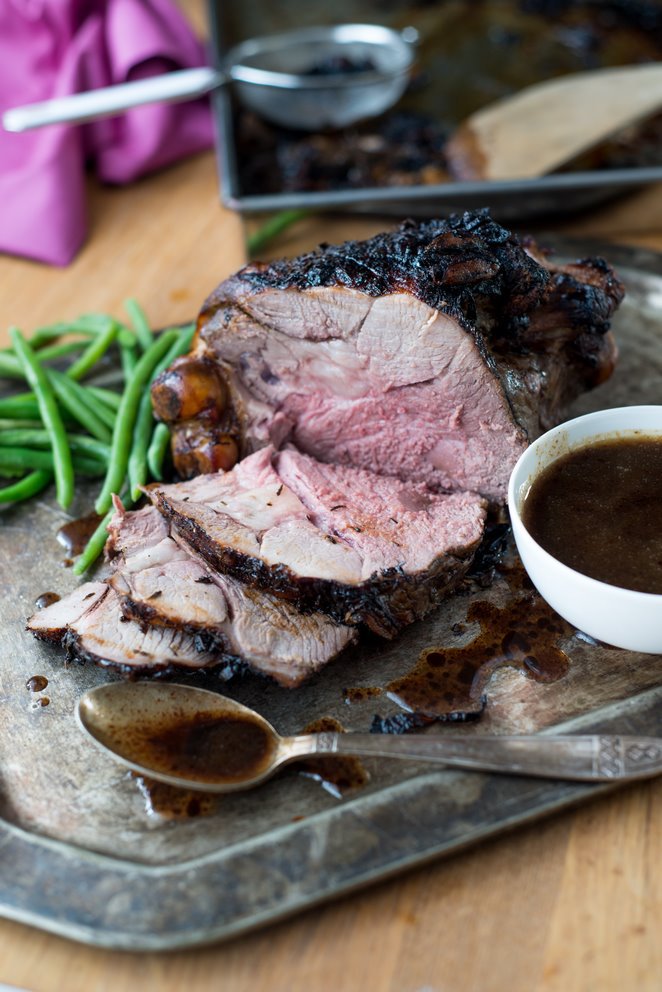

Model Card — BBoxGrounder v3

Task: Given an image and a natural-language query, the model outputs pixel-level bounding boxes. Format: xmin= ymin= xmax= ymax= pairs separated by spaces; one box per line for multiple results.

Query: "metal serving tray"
xmin=207 ymin=0 xmax=662 ymax=220
xmin=0 ymin=241 xmax=660 ymax=950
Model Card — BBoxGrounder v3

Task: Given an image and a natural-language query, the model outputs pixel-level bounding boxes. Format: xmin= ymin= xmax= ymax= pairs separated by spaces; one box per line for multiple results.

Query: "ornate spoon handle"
xmin=287 ymin=734 xmax=662 ymax=783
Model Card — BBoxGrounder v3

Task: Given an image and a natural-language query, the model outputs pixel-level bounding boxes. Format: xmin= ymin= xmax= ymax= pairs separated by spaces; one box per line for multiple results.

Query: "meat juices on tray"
xmin=28 ymin=211 xmax=625 ymax=685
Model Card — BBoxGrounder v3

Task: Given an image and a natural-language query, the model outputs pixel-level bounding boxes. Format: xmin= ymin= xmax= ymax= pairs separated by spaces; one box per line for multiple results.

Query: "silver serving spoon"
xmin=3 ymin=24 xmax=417 ymax=134
xmin=76 ymin=682 xmax=662 ymax=793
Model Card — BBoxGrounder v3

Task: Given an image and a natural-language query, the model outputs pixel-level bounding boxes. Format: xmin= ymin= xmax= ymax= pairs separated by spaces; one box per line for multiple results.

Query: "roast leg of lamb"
xmin=154 ymin=210 xmax=622 ymax=503
xmin=28 ymin=211 xmax=624 ymax=686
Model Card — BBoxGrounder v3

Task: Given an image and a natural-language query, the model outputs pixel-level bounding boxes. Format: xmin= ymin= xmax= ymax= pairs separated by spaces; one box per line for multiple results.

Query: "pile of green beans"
xmin=0 ymin=301 xmax=195 ymax=574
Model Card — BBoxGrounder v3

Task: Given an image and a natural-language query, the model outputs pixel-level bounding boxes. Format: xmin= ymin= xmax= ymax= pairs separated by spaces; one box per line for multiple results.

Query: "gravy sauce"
xmin=522 ymin=435 xmax=662 ymax=593
xmin=99 ymin=710 xmax=275 ymax=785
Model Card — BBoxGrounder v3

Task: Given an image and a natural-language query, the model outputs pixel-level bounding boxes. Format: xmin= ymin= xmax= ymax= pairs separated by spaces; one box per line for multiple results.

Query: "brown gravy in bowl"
xmin=521 ymin=435 xmax=662 ymax=594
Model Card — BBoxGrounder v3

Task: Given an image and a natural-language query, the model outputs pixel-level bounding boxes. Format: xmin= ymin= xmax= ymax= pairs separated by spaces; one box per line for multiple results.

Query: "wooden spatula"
xmin=444 ymin=63 xmax=662 ymax=182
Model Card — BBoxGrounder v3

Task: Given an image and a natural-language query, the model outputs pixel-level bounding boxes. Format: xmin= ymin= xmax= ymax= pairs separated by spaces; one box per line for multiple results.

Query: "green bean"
xmin=0 ymin=447 xmax=57 ymax=471
xmin=0 ymin=393 xmax=73 ymax=429
xmin=66 ymin=435 xmax=110 ymax=461
xmin=247 ymin=209 xmax=308 ymax=256
xmin=0 ymin=352 xmax=29 ymax=380
xmin=73 ymin=457 xmax=107 ymax=477
xmin=10 ymin=314 xmax=124 ymax=355
xmin=9 ymin=328 xmax=74 ymax=509
xmin=0 ymin=380 xmax=111 ymax=438
xmin=60 ymin=374 xmax=117 ymax=427
xmin=72 ymin=508 xmax=112 ymax=574
xmin=0 ymin=328 xmax=68 ymax=352
xmin=33 ymin=314 xmax=112 ymax=339
xmin=0 ymin=418 xmax=42 ymax=430
xmin=124 ymin=298 xmax=153 ymax=352
xmin=48 ymin=373 xmax=113 ymax=442
xmin=66 ymin=322 xmax=118 ymax=381
xmin=127 ymin=392 xmax=155 ymax=500
xmin=87 ymin=386 xmax=121 ymax=411
xmin=0 ymin=340 xmax=91 ymax=379
xmin=94 ymin=330 xmax=179 ymax=514
xmin=0 ymin=447 xmax=105 ymax=476
xmin=167 ymin=322 xmax=196 ymax=354
xmin=120 ymin=341 xmax=138 ymax=379
xmin=0 ymin=395 xmax=41 ymax=419
xmin=117 ymin=325 xmax=139 ymax=349
xmin=0 ymin=429 xmax=110 ymax=461
xmin=30 ymin=339 xmax=88 ymax=363
xmin=27 ymin=327 xmax=87 ymax=350
xmin=147 ymin=422 xmax=170 ymax=481
xmin=0 ymin=469 xmax=51 ymax=504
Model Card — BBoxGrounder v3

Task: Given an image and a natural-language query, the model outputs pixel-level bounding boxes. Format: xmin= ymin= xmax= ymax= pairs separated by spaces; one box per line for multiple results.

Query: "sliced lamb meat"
xmin=106 ymin=500 xmax=357 ymax=687
xmin=27 ymin=582 xmax=108 ymax=644
xmin=27 ymin=583 xmax=221 ymax=677
xmin=147 ymin=446 xmax=487 ymax=637
xmin=156 ymin=210 xmax=622 ymax=502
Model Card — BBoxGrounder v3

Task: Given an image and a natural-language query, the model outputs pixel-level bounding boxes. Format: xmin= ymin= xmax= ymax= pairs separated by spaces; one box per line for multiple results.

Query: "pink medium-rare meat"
xmin=169 ymin=210 xmax=623 ymax=503
xmin=147 ymin=445 xmax=487 ymax=637
xmin=107 ymin=501 xmax=357 ymax=687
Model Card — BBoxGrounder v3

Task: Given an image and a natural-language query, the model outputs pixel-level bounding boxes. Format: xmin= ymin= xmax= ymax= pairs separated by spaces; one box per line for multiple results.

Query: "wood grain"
xmin=0 ymin=0 xmax=661 ymax=984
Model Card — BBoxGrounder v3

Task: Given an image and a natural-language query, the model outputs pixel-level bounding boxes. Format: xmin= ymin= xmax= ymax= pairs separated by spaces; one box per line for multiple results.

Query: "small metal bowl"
xmin=508 ymin=406 xmax=662 ymax=653
xmin=226 ymin=23 xmax=418 ymax=130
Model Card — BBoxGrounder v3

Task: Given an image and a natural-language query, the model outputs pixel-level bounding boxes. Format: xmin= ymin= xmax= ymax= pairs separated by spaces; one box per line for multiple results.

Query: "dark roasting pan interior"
xmin=207 ymin=0 xmax=662 ymax=220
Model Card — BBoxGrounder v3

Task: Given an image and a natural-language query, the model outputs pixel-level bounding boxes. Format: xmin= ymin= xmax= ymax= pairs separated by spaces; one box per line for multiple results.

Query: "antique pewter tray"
xmin=0 ymin=241 xmax=661 ymax=950
xmin=208 ymin=0 xmax=662 ymax=219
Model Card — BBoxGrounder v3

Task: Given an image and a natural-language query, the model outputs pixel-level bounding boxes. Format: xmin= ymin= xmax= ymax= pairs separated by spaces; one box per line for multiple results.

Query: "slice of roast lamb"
xmin=153 ymin=210 xmax=623 ymax=503
xmin=27 ymin=582 xmax=221 ymax=677
xmin=147 ymin=445 xmax=487 ymax=637
xmin=106 ymin=500 xmax=357 ymax=686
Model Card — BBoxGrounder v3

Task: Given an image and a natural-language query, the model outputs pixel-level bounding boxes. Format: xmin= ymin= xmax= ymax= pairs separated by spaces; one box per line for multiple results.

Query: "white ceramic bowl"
xmin=508 ymin=405 xmax=662 ymax=653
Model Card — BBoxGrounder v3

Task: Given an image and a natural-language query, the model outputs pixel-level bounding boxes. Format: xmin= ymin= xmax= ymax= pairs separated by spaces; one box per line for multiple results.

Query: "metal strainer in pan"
xmin=3 ymin=24 xmax=418 ymax=133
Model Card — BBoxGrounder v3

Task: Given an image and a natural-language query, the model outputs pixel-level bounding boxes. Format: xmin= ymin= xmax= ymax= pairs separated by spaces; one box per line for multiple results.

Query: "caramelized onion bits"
xmin=172 ymin=422 xmax=238 ymax=478
xmin=151 ymin=357 xmax=227 ymax=424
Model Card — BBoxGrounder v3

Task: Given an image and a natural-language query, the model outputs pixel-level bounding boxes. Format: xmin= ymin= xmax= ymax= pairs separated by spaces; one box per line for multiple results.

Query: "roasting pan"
xmin=0 ymin=240 xmax=660 ymax=950
xmin=207 ymin=0 xmax=662 ymax=220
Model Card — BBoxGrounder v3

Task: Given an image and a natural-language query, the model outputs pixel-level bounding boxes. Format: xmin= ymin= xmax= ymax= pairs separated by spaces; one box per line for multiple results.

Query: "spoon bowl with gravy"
xmin=76 ymin=681 xmax=662 ymax=791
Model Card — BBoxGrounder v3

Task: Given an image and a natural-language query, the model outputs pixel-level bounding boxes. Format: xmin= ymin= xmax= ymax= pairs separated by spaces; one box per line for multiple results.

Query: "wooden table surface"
xmin=1 ymin=17 xmax=661 ymax=990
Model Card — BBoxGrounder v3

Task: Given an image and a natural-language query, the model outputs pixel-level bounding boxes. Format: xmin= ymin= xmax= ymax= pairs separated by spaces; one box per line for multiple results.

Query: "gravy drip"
xmin=134 ymin=775 xmax=220 ymax=820
xmin=34 ymin=592 xmax=60 ymax=610
xmin=385 ymin=591 xmax=570 ymax=718
xmin=56 ymin=512 xmax=102 ymax=560
xmin=346 ymin=552 xmax=573 ymax=730
xmin=297 ymin=716 xmax=369 ymax=797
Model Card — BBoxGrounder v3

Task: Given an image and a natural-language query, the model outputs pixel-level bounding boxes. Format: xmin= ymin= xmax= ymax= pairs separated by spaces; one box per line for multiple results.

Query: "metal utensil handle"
xmin=2 ymin=66 xmax=223 ymax=133
xmin=300 ymin=734 xmax=662 ymax=783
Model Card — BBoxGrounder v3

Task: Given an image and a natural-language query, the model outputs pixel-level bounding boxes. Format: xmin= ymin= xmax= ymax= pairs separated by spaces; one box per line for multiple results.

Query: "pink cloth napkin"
xmin=0 ymin=0 xmax=214 ymax=266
